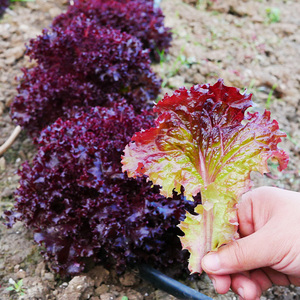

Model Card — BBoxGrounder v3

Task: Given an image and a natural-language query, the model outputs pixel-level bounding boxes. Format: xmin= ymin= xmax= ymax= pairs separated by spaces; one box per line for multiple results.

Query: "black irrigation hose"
xmin=139 ymin=265 xmax=213 ymax=300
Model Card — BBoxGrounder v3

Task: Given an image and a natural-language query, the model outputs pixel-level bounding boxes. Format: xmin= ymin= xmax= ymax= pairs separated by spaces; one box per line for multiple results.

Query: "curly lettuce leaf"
xmin=122 ymin=79 xmax=289 ymax=273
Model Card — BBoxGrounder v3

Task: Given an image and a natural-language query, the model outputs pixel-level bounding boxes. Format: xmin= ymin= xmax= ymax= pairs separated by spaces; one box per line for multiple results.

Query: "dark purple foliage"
xmin=10 ymin=16 xmax=161 ymax=138
xmin=6 ymin=103 xmax=197 ymax=275
xmin=52 ymin=0 xmax=172 ymax=59
xmin=0 ymin=0 xmax=9 ymax=17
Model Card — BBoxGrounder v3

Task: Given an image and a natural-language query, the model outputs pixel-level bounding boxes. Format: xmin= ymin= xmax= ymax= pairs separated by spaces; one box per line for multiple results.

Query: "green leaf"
xmin=17 ymin=279 xmax=23 ymax=286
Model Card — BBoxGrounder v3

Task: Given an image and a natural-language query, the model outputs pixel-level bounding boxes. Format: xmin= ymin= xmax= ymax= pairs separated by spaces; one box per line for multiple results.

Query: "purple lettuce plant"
xmin=10 ymin=16 xmax=161 ymax=138
xmin=52 ymin=0 xmax=172 ymax=59
xmin=6 ymin=103 xmax=199 ymax=275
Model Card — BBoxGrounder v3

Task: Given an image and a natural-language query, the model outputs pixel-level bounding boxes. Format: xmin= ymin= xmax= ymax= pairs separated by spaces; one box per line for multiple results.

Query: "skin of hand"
xmin=201 ymin=186 xmax=300 ymax=300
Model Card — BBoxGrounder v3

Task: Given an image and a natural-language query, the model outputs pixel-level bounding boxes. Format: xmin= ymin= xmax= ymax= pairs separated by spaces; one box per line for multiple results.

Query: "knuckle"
xmin=228 ymin=241 xmax=248 ymax=268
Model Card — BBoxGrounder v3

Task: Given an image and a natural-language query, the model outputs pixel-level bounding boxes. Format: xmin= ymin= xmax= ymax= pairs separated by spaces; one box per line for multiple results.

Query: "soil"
xmin=0 ymin=0 xmax=300 ymax=299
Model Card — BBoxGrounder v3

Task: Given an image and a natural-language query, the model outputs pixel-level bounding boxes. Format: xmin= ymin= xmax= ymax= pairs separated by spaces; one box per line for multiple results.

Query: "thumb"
xmin=201 ymin=224 xmax=277 ymax=275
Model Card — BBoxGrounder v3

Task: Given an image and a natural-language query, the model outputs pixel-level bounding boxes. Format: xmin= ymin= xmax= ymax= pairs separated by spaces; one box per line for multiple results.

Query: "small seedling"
xmin=170 ymin=49 xmax=192 ymax=76
xmin=266 ymin=83 xmax=278 ymax=108
xmin=266 ymin=7 xmax=280 ymax=24
xmin=156 ymin=49 xmax=167 ymax=65
xmin=6 ymin=278 xmax=26 ymax=296
xmin=242 ymin=79 xmax=256 ymax=94
xmin=196 ymin=0 xmax=214 ymax=10
xmin=121 ymin=297 xmax=129 ymax=300
xmin=160 ymin=46 xmax=196 ymax=88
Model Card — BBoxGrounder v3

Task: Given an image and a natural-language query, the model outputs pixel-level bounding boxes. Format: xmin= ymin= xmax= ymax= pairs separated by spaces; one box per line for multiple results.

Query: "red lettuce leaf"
xmin=122 ymin=79 xmax=289 ymax=273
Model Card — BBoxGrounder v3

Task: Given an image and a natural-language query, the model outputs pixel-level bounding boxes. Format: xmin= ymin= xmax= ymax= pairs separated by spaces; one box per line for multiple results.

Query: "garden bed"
xmin=1 ymin=0 xmax=300 ymax=299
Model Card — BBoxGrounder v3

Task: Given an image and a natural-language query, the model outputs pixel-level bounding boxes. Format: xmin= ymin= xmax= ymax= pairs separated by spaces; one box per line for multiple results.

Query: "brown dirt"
xmin=0 ymin=0 xmax=300 ymax=299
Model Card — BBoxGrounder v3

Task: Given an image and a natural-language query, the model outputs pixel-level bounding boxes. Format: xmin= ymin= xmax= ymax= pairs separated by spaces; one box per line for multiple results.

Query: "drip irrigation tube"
xmin=139 ymin=265 xmax=213 ymax=300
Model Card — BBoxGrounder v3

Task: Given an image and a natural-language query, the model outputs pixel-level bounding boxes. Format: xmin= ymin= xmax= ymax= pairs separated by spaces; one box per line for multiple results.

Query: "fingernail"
xmin=202 ymin=253 xmax=221 ymax=272
xmin=237 ymin=287 xmax=245 ymax=299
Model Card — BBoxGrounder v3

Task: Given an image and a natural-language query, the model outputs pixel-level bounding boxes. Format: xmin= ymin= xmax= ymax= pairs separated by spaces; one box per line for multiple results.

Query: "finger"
xmin=288 ymin=275 xmax=300 ymax=286
xmin=262 ymin=267 xmax=290 ymax=286
xmin=237 ymin=187 xmax=279 ymax=237
xmin=231 ymin=273 xmax=261 ymax=300
xmin=202 ymin=223 xmax=280 ymax=275
xmin=248 ymin=269 xmax=272 ymax=292
xmin=208 ymin=274 xmax=231 ymax=294
xmin=237 ymin=191 xmax=255 ymax=237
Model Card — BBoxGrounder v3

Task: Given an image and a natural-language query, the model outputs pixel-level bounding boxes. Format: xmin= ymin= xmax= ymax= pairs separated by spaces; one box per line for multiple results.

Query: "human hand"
xmin=201 ymin=186 xmax=300 ymax=300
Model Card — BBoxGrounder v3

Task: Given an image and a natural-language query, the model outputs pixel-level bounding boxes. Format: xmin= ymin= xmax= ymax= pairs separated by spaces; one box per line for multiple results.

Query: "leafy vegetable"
xmin=10 ymin=16 xmax=160 ymax=138
xmin=122 ymin=79 xmax=289 ymax=273
xmin=52 ymin=0 xmax=172 ymax=60
xmin=6 ymin=103 xmax=197 ymax=275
